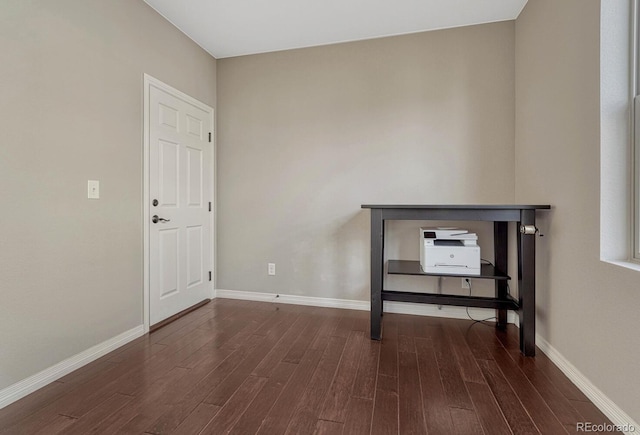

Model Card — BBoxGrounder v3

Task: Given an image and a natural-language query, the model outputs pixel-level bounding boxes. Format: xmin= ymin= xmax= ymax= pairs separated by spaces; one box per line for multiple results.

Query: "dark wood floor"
xmin=0 ymin=299 xmax=615 ymax=434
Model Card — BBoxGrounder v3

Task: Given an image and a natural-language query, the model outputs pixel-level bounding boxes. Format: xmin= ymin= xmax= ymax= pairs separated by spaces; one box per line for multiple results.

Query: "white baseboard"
xmin=214 ymin=289 xmax=518 ymax=323
xmin=0 ymin=325 xmax=144 ymax=410
xmin=535 ymin=335 xmax=639 ymax=435
xmin=215 ymin=289 xmax=369 ymax=311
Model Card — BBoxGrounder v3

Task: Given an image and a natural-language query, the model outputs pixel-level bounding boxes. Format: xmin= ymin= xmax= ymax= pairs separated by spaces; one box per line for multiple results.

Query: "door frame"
xmin=142 ymin=74 xmax=215 ymax=333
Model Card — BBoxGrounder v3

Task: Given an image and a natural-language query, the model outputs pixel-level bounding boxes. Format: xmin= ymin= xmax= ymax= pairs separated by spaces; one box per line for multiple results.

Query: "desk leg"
xmin=494 ymin=221 xmax=508 ymax=329
xmin=518 ymin=210 xmax=536 ymax=356
xmin=370 ymin=209 xmax=384 ymax=340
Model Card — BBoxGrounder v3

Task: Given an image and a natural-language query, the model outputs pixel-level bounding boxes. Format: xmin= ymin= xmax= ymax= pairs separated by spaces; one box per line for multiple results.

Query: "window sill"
xmin=601 ymin=259 xmax=640 ymax=273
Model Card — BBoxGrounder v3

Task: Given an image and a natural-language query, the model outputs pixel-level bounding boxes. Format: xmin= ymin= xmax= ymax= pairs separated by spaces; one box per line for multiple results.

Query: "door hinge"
xmin=209 ymin=271 xmax=212 ymax=281
xmin=208 ymin=132 xmax=212 ymax=142
xmin=209 ymin=202 xmax=212 ymax=212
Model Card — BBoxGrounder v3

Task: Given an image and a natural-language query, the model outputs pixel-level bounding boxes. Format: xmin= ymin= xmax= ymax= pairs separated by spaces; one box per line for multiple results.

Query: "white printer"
xmin=420 ymin=227 xmax=481 ymax=275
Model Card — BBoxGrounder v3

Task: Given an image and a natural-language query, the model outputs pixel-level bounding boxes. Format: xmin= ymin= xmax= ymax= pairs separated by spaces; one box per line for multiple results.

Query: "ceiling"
xmin=143 ymin=0 xmax=528 ymax=59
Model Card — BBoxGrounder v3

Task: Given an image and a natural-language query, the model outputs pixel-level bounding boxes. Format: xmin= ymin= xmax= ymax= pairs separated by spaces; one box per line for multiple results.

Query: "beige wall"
xmin=0 ymin=0 xmax=216 ymax=390
xmin=217 ymin=22 xmax=516 ymax=301
xmin=516 ymin=0 xmax=640 ymax=422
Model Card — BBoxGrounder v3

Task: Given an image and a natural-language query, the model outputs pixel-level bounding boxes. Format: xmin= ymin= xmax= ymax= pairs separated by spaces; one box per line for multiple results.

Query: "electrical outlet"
xmin=462 ymin=278 xmax=471 ymax=289
xmin=87 ymin=180 xmax=100 ymax=199
xmin=268 ymin=263 xmax=276 ymax=276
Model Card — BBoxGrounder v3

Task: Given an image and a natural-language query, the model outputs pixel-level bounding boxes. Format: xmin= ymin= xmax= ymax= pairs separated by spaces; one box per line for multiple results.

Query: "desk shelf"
xmin=387 ymin=259 xmax=510 ymax=281
xmin=381 ymin=290 xmax=519 ymax=310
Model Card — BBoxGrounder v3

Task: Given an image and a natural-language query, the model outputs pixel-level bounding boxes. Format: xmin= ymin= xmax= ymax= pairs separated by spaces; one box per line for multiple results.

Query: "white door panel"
xmin=159 ymin=228 xmax=179 ymax=298
xmin=149 ymin=82 xmax=213 ymax=325
xmin=186 ymin=146 xmax=203 ymax=207
xmin=186 ymin=225 xmax=203 ymax=288
xmin=158 ymin=140 xmax=179 ymax=207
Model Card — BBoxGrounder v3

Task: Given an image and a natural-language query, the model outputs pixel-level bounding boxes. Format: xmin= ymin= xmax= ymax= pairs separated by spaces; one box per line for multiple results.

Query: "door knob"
xmin=152 ymin=215 xmax=171 ymax=224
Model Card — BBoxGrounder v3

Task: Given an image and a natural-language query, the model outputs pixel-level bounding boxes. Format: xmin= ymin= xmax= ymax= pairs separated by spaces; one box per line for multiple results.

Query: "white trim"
xmin=210 ymin=108 xmax=216 ymax=299
xmin=0 ymin=325 xmax=144 ymax=410
xmin=214 ymin=289 xmax=518 ymax=323
xmin=215 ymin=289 xmax=368 ymax=311
xmin=143 ymin=75 xmax=150 ymax=333
xmin=632 ymin=0 xmax=640 ymax=261
xmin=536 ymin=334 xmax=639 ymax=435
xmin=143 ymin=74 xmax=216 ymax=333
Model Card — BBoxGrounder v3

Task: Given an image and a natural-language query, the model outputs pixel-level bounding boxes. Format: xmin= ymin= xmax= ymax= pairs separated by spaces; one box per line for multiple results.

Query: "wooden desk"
xmin=361 ymin=204 xmax=550 ymax=356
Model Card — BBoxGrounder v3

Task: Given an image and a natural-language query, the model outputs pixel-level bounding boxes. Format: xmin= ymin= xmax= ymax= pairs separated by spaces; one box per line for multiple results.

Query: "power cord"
xmin=464 ymin=278 xmax=497 ymax=325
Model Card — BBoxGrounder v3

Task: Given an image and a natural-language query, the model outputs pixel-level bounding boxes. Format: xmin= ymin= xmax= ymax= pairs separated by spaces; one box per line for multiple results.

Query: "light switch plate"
xmin=88 ymin=180 xmax=100 ymax=199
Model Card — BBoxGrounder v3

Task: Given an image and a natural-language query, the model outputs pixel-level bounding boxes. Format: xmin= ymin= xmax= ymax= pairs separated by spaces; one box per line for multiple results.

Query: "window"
xmin=600 ymin=0 xmax=639 ymax=268
xmin=633 ymin=0 xmax=640 ymax=260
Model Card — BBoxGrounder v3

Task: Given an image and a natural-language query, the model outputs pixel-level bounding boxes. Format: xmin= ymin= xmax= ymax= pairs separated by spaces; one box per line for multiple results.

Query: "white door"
xmin=148 ymin=79 xmax=213 ymax=325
